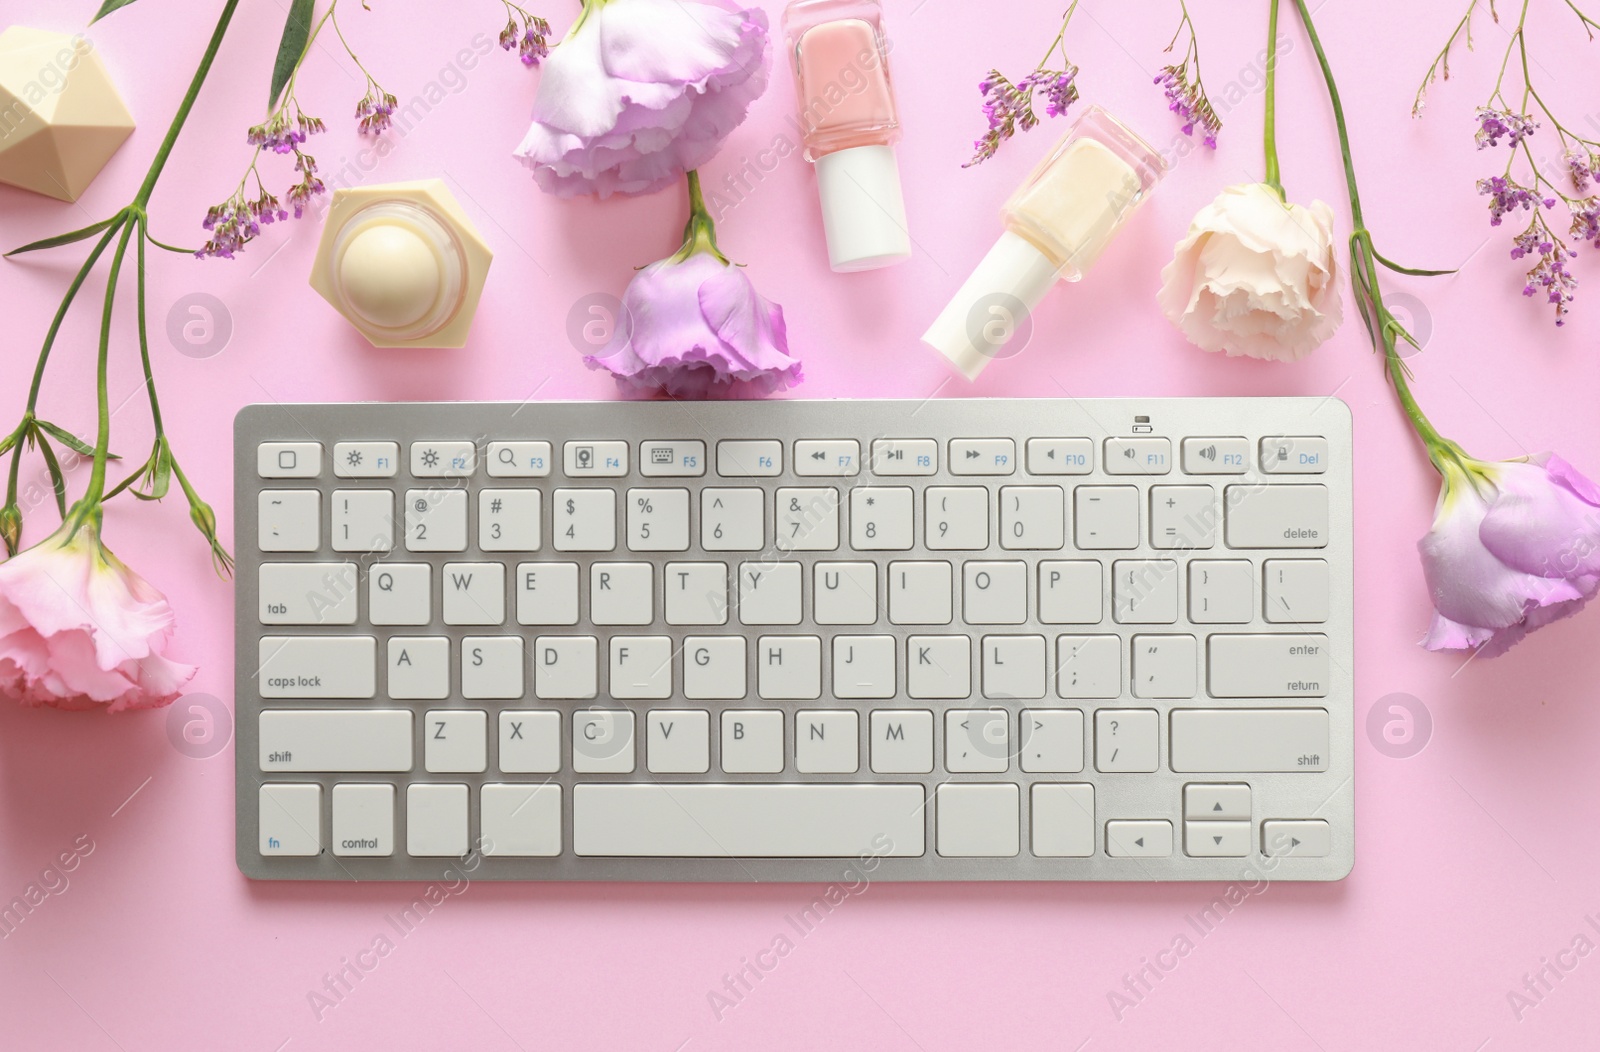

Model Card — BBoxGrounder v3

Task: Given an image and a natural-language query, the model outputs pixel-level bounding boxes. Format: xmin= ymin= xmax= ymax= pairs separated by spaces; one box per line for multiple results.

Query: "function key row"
xmin=258 ymin=436 xmax=1332 ymax=481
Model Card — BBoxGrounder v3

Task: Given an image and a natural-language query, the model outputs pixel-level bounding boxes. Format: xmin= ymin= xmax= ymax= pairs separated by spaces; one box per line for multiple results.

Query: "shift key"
xmin=258 ymin=636 xmax=376 ymax=698
xmin=1209 ymin=634 xmax=1329 ymax=697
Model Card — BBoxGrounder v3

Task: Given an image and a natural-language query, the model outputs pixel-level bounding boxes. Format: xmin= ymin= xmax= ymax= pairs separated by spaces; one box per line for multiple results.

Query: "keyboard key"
xmin=258 ymin=709 xmax=411 ymax=771
xmin=1020 ymin=710 xmax=1084 ymax=773
xmin=332 ymin=783 xmax=394 ymax=856
xmin=1260 ymin=436 xmax=1329 ymax=474
xmin=535 ymin=636 xmax=599 ymax=699
xmin=889 ymin=560 xmax=953 ymax=625
xmin=665 ymin=562 xmax=729 ymax=625
xmin=1169 ymin=708 xmax=1329 ymax=772
xmin=258 ymin=636 xmax=376 ymax=699
xmin=405 ymin=489 xmax=468 ymax=552
xmin=387 ymin=637 xmax=449 ymax=699
xmin=702 ymin=488 xmax=765 ymax=550
xmin=1185 ymin=820 xmax=1251 ymax=857
xmin=1112 ymin=559 xmax=1179 ymax=624
xmin=776 ymin=487 xmax=840 ymax=550
xmin=1056 ymin=635 xmax=1121 ymax=699
xmin=1181 ymin=437 xmax=1248 ymax=474
xmin=1185 ymin=783 xmax=1251 ymax=820
xmin=684 ymin=637 xmax=746 ymax=699
xmin=1030 ymin=783 xmax=1094 ymax=856
xmin=1038 ymin=561 xmax=1102 ymax=624
xmin=834 ymin=635 xmax=896 ymax=698
xmin=1000 ymin=486 xmax=1065 ymax=550
xmin=564 ymin=440 xmax=628 ymax=477
xmin=963 ymin=561 xmax=1027 ymax=624
xmin=258 ymin=490 xmax=320 ymax=552
xmin=370 ymin=565 xmax=430 ymax=626
xmin=1262 ymin=819 xmax=1331 ymax=857
xmin=627 ymin=488 xmax=690 ymax=551
xmin=869 ymin=709 xmax=933 ymax=773
xmin=407 ymin=784 xmax=468 ymax=856
xmin=553 ymin=489 xmax=616 ymax=551
xmin=639 ymin=440 xmax=706 ymax=477
xmin=794 ymin=710 xmax=859 ymax=772
xmin=411 ymin=441 xmax=475 ymax=477
xmin=949 ymin=438 xmax=1015 ymax=475
xmin=486 ymin=440 xmax=552 ymax=477
xmin=1106 ymin=820 xmax=1172 ymax=857
xmin=499 ymin=710 xmax=560 ymax=773
xmin=936 ymin=784 xmax=1019 ymax=857
xmin=259 ymin=563 xmax=358 ymax=625
xmin=572 ymin=710 xmax=636 ymax=773
xmin=925 ymin=487 xmax=988 ymax=549
xmin=461 ymin=637 xmax=524 ymax=699
xmin=1131 ymin=634 xmax=1196 ymax=698
xmin=758 ymin=636 xmax=822 ymax=699
xmin=610 ymin=636 xmax=673 ymax=699
xmin=258 ymin=442 xmax=322 ymax=479
xmin=739 ymin=562 xmax=802 ymax=625
xmin=717 ymin=439 xmax=782 ymax=477
xmin=571 ymin=784 xmax=924 ymax=857
xmin=1224 ymin=484 xmax=1329 ymax=549
xmin=1149 ymin=485 xmax=1216 ymax=549
xmin=259 ymin=784 xmax=321 ymax=855
xmin=332 ymin=490 xmax=395 ymax=552
xmin=945 ymin=709 xmax=1010 ymax=773
xmin=443 ymin=563 xmax=505 ymax=625
xmin=334 ymin=441 xmax=399 ymax=478
xmin=1188 ymin=559 xmax=1254 ymax=624
xmin=424 ymin=710 xmax=488 ymax=773
xmin=479 ymin=490 xmax=541 ymax=552
xmin=646 ymin=710 xmax=710 ymax=773
xmin=1095 ymin=709 xmax=1159 ymax=772
xmin=516 ymin=562 xmax=580 ymax=625
xmin=981 ymin=635 xmax=1047 ymax=699
xmin=907 ymin=636 xmax=971 ymax=698
xmin=795 ymin=439 xmax=860 ymax=476
xmin=871 ymin=438 xmax=936 ymax=475
xmin=1264 ymin=559 xmax=1330 ymax=623
xmin=720 ymin=710 xmax=783 ymax=773
xmin=481 ymin=784 xmax=562 ymax=856
xmin=1104 ymin=437 xmax=1171 ymax=475
xmin=1074 ymin=486 xmax=1139 ymax=549
xmin=590 ymin=562 xmax=653 ymax=625
xmin=1026 ymin=437 xmax=1093 ymax=475
xmin=850 ymin=487 xmax=914 ymax=550
xmin=814 ymin=562 xmax=878 ymax=625
xmin=1207 ymin=633 xmax=1330 ymax=697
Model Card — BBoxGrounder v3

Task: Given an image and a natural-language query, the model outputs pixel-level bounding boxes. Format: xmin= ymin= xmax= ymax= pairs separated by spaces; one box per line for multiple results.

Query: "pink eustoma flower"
xmin=515 ymin=0 xmax=771 ymax=198
xmin=1419 ymin=453 xmax=1600 ymax=656
xmin=0 ymin=523 xmax=195 ymax=712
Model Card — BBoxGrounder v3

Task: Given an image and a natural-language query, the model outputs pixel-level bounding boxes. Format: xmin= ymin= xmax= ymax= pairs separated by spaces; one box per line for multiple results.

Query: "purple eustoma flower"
xmin=1419 ymin=453 xmax=1600 ymax=656
xmin=515 ymin=0 xmax=770 ymax=198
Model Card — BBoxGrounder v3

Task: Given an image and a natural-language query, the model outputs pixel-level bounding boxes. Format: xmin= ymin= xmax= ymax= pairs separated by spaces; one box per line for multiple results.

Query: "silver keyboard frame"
xmin=235 ymin=397 xmax=1354 ymax=882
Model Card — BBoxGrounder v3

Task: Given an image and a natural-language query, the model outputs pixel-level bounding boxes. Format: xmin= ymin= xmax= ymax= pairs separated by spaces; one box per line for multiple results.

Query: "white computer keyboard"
xmin=235 ymin=398 xmax=1353 ymax=882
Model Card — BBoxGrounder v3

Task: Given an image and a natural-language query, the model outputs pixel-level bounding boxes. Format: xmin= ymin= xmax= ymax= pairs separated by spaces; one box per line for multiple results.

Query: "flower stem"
xmin=1263 ymin=0 xmax=1286 ymax=200
xmin=134 ymin=0 xmax=242 ymax=209
xmin=78 ymin=222 xmax=136 ymax=520
xmin=674 ymin=170 xmax=728 ymax=264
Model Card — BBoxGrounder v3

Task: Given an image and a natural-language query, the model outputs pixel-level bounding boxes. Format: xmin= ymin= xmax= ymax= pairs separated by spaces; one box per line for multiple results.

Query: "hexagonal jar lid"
xmin=309 ymin=179 xmax=494 ymax=349
xmin=0 ymin=27 xmax=135 ymax=202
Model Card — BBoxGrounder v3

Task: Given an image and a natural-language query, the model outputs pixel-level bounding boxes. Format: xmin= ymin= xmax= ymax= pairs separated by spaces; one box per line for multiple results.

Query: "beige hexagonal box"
xmin=310 ymin=179 xmax=493 ymax=349
xmin=0 ymin=27 xmax=135 ymax=201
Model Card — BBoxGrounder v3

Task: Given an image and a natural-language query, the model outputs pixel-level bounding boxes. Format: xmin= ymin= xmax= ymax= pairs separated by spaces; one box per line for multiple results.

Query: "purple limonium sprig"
xmin=1417 ymin=0 xmax=1600 ymax=323
xmin=355 ymin=87 xmax=399 ymax=137
xmin=498 ymin=1 xmax=552 ymax=66
xmin=1156 ymin=0 xmax=1221 ymax=147
xmin=964 ymin=1 xmax=1080 ymax=167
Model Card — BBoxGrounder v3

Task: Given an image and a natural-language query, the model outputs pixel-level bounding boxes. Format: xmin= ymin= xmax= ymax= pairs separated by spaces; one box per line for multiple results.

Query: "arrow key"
xmin=1106 ymin=820 xmax=1172 ymax=858
xmin=1262 ymin=819 xmax=1331 ymax=858
xmin=1184 ymin=820 xmax=1251 ymax=857
xmin=1183 ymin=783 xmax=1251 ymax=821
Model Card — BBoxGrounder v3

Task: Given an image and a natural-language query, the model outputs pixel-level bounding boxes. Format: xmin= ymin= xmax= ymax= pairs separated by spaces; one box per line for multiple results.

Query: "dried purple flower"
xmin=500 ymin=6 xmax=552 ymax=67
xmin=1567 ymin=150 xmax=1596 ymax=194
xmin=1156 ymin=3 xmax=1220 ymax=148
xmin=964 ymin=1 xmax=1081 ymax=167
xmin=1477 ymin=174 xmax=1552 ymax=226
xmin=1474 ymin=107 xmax=1538 ymax=150
xmin=1572 ymin=199 xmax=1600 ymax=251
xmin=356 ymin=90 xmax=399 ymax=137
xmin=1511 ymin=218 xmax=1578 ymax=324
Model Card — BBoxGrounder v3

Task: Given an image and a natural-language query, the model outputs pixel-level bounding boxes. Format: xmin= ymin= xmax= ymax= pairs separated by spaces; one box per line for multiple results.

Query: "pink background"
xmin=3 ymin=0 xmax=1599 ymax=1047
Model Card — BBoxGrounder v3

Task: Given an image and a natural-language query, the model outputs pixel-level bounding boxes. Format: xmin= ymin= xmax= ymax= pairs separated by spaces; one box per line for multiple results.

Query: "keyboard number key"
xmin=479 ymin=490 xmax=541 ymax=552
xmin=850 ymin=487 xmax=913 ymax=550
xmin=627 ymin=488 xmax=690 ymax=552
xmin=405 ymin=489 xmax=467 ymax=552
xmin=554 ymin=489 xmax=616 ymax=552
xmin=776 ymin=488 xmax=840 ymax=551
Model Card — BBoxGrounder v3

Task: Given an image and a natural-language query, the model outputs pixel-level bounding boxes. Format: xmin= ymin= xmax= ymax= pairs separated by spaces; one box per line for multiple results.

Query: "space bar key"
xmin=573 ymin=784 xmax=926 ymax=858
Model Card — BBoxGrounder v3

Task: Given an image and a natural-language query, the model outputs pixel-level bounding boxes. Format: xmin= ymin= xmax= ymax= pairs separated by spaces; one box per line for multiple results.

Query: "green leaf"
xmin=144 ymin=232 xmax=198 ymax=255
xmin=35 ymin=420 xmax=115 ymax=460
xmin=5 ymin=216 xmax=120 ymax=257
xmin=36 ymin=437 xmax=67 ymax=518
xmin=269 ymin=0 xmax=317 ymax=109
xmin=1374 ymin=249 xmax=1456 ymax=277
xmin=90 ymin=0 xmax=140 ymax=24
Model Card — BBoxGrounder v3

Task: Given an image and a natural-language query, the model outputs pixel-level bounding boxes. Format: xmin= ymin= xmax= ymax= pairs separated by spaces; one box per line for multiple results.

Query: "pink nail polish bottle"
xmin=783 ymin=0 xmax=911 ymax=272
